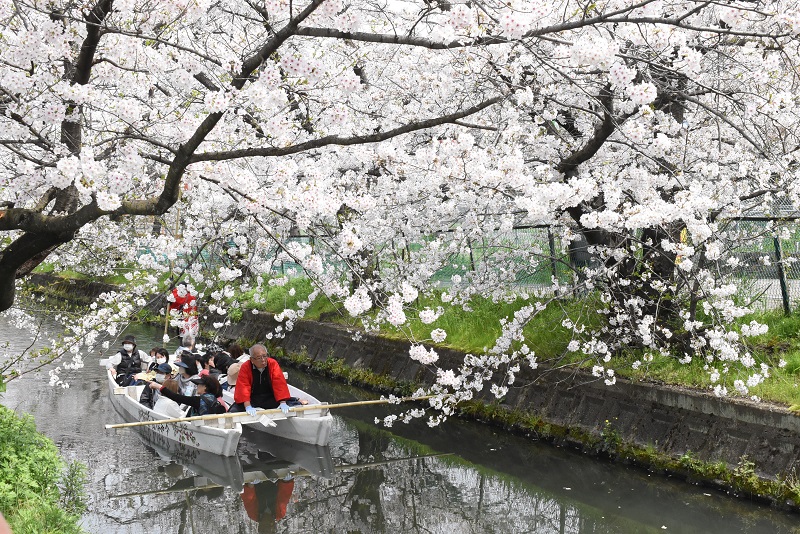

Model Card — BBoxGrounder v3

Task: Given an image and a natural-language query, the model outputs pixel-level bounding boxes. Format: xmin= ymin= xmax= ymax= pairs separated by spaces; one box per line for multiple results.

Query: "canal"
xmin=1 ymin=315 xmax=798 ymax=533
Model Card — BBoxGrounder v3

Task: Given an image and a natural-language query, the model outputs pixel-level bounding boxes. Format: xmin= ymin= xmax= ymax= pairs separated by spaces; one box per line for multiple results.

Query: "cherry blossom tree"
xmin=2 ymin=0 xmax=800 ymax=409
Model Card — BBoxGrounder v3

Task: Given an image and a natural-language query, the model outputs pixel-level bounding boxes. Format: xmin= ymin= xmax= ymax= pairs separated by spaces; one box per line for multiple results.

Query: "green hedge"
xmin=0 ymin=405 xmax=86 ymax=533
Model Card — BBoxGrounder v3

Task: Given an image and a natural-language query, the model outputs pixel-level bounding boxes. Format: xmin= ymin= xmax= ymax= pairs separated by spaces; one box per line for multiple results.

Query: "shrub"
xmin=0 ymin=406 xmax=86 ymax=533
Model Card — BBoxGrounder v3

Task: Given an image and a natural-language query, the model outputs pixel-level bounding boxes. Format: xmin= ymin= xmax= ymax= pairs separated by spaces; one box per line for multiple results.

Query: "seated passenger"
xmin=204 ymin=347 xmax=229 ymax=379
xmin=176 ymin=333 xmax=196 ymax=357
xmin=196 ymin=351 xmax=210 ymax=373
xmin=230 ymin=344 xmax=291 ymax=416
xmin=174 ymin=354 xmax=199 ymax=396
xmin=152 ymin=378 xmax=185 ymax=418
xmin=139 ymin=363 xmax=173 ymax=409
xmin=222 ymin=362 xmax=240 ymax=393
xmin=211 ymin=351 xmax=235 ymax=376
xmin=227 ymin=343 xmax=245 ymax=363
xmin=147 ymin=348 xmax=170 ymax=372
xmin=147 ymin=347 xmax=159 ymax=367
xmin=149 ymin=375 xmax=227 ymax=417
xmin=106 ymin=334 xmax=149 ymax=386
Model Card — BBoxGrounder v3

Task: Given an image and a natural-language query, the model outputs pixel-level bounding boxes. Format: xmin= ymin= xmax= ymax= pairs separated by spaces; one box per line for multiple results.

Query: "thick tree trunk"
xmin=638 ymin=224 xmax=680 ymax=318
xmin=0 ymin=231 xmax=74 ymax=311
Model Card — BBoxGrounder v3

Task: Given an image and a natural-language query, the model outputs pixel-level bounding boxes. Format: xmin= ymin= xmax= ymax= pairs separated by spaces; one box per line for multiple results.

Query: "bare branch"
xmin=191 ymin=96 xmax=503 ymax=162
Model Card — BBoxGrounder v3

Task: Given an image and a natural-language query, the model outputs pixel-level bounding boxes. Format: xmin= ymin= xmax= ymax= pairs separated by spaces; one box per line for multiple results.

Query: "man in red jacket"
xmin=231 ymin=344 xmax=291 ymax=415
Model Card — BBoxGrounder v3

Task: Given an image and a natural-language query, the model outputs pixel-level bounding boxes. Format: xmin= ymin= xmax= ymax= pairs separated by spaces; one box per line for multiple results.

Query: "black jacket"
xmin=159 ymin=388 xmax=226 ymax=417
xmin=116 ymin=348 xmax=142 ymax=376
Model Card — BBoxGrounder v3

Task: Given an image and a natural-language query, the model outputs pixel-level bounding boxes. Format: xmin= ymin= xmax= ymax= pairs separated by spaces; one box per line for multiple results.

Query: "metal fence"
xmin=725 ymin=219 xmax=800 ymax=312
xmin=398 ymin=221 xmax=800 ymax=312
xmin=144 ymin=215 xmax=800 ymax=313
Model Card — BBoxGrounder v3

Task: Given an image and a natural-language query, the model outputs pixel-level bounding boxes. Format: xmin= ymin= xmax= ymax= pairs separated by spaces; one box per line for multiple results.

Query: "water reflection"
xmin=105 ymin=431 xmax=334 ymax=533
xmin=1 ymin=316 xmax=799 ymax=533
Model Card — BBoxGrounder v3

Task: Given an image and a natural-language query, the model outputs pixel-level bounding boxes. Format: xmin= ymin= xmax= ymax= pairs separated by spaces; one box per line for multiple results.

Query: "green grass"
xmin=244 ymin=281 xmax=599 ymax=360
xmin=33 ymin=261 xmax=164 ymax=286
xmin=252 ymin=279 xmax=800 ymax=406
xmin=585 ymin=308 xmax=800 ymax=405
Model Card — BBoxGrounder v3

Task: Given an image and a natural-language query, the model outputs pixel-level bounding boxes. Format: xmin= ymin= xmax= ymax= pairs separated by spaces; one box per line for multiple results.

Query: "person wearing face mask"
xmin=139 ymin=362 xmax=173 ymax=409
xmin=106 ymin=335 xmax=150 ymax=386
xmin=173 ymin=354 xmax=200 ymax=396
xmin=147 ymin=348 xmax=171 ymax=372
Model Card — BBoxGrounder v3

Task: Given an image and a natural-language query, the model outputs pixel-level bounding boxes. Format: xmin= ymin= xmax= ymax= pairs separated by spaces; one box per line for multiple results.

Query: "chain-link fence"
xmin=142 ymin=214 xmax=800 ymax=313
xmin=725 ymin=219 xmax=800 ymax=312
xmin=414 ymin=221 xmax=800 ymax=312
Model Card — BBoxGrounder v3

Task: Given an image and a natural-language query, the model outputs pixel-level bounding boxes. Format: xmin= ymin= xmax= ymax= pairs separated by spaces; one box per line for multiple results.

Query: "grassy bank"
xmin=0 ymin=405 xmax=87 ymax=534
xmin=231 ymin=277 xmax=800 ymax=407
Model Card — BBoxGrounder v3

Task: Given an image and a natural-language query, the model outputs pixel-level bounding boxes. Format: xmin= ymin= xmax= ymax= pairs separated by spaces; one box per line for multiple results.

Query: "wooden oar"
xmin=104 ymin=395 xmax=436 ymax=430
xmin=286 ymin=452 xmax=453 ymax=479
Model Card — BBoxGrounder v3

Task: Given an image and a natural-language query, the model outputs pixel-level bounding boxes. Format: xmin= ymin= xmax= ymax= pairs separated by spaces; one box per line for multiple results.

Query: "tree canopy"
xmin=2 ymin=0 xmax=800 ymax=414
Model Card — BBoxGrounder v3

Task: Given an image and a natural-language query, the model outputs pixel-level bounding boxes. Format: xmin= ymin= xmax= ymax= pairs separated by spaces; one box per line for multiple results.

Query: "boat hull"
xmin=223 ymin=384 xmax=333 ymax=446
xmin=107 ymin=370 xmax=242 ymax=457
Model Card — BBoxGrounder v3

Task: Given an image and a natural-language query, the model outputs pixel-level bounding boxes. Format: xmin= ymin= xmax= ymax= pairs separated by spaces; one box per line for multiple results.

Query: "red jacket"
xmin=169 ymin=287 xmax=197 ymax=314
xmin=234 ymin=358 xmax=291 ymax=405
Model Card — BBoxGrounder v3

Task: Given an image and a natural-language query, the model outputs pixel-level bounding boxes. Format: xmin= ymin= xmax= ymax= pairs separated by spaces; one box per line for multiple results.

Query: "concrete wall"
xmin=219 ymin=314 xmax=800 ymax=479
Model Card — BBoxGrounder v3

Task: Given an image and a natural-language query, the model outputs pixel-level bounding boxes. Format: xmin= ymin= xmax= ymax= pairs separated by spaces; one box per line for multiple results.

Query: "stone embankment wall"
xmin=25 ymin=274 xmax=800 ymax=480
xmin=26 ymin=273 xmax=119 ymax=307
xmin=220 ymin=314 xmax=800 ymax=480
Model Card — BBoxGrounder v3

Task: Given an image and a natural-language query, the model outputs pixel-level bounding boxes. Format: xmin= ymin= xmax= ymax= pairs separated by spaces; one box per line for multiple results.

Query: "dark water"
xmin=1 ymin=315 xmax=799 ymax=533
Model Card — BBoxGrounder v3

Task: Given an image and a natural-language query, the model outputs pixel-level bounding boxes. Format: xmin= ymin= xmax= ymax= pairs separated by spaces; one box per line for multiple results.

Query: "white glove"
xmin=279 ymin=402 xmax=290 ymax=415
xmin=245 ymin=406 xmax=258 ymax=416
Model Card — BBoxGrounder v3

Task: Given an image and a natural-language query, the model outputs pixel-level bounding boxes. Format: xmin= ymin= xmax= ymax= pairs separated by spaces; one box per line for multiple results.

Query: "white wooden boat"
xmin=106 ymin=369 xmax=242 ymax=457
xmin=223 ymin=380 xmax=333 ymax=446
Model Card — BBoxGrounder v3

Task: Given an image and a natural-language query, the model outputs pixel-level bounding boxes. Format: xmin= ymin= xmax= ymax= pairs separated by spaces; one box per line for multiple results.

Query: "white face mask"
xmin=154 ymin=374 xmax=166 ymax=384
xmin=156 ymin=357 xmax=166 ymax=364
xmin=123 ymin=344 xmax=134 ymax=352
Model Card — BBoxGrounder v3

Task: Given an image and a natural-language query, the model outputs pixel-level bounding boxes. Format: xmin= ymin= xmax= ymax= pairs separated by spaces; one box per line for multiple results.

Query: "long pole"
xmin=105 ymin=395 xmax=435 ymax=430
xmin=774 ymin=236 xmax=791 ymax=315
xmin=163 ymin=303 xmax=171 ymax=342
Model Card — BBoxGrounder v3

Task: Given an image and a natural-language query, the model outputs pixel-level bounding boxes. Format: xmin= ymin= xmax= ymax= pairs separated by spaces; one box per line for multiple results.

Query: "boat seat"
xmin=215 ymin=417 xmax=228 ymax=429
xmin=128 ymin=385 xmax=145 ymax=399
